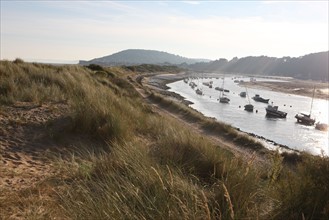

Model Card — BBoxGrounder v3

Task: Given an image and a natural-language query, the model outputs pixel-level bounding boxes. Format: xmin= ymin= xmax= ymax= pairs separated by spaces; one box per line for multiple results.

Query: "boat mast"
xmin=221 ymin=76 xmax=225 ymax=98
xmin=246 ymin=87 xmax=251 ymax=104
xmin=310 ymin=86 xmax=315 ymax=116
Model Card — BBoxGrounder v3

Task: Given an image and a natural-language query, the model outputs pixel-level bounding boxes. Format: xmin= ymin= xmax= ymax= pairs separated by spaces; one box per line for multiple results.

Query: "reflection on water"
xmin=168 ymin=76 xmax=329 ymax=156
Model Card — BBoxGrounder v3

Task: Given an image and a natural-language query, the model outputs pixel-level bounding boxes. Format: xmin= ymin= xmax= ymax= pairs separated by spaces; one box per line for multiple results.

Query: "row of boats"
xmin=184 ymin=77 xmax=328 ymax=131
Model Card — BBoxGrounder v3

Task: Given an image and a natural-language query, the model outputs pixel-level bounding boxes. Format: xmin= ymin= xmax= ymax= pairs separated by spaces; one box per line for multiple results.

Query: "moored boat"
xmin=239 ymin=91 xmax=246 ymax=97
xmin=266 ymin=105 xmax=287 ymax=118
xmin=189 ymin=82 xmax=197 ymax=89
xmin=252 ymin=94 xmax=269 ymax=103
xmin=244 ymin=87 xmax=254 ymax=111
xmin=196 ymin=88 xmax=203 ymax=95
xmin=244 ymin=104 xmax=254 ymax=112
xmin=220 ymin=97 xmax=230 ymax=103
xmin=219 ymin=76 xmax=230 ymax=104
xmin=295 ymin=113 xmax=315 ymax=125
xmin=296 ymin=86 xmax=316 ymax=126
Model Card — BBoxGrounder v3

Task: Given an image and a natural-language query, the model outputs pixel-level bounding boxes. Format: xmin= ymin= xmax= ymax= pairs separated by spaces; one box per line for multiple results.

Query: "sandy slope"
xmin=0 ymin=102 xmax=69 ymax=191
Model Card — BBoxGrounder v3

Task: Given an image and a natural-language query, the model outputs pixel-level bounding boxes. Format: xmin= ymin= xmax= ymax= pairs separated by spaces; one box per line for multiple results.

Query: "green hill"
xmin=79 ymin=49 xmax=210 ymax=66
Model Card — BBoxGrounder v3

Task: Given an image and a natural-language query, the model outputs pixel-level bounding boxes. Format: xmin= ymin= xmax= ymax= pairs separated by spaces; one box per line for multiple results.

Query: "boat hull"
xmin=253 ymin=97 xmax=269 ymax=103
xmin=244 ymin=104 xmax=254 ymax=112
xmin=295 ymin=114 xmax=315 ymax=126
xmin=220 ymin=97 xmax=230 ymax=103
xmin=266 ymin=110 xmax=287 ymax=118
xmin=265 ymin=105 xmax=287 ymax=118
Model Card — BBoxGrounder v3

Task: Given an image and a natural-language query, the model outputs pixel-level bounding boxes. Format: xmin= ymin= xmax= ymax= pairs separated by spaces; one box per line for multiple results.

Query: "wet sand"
xmin=240 ymin=79 xmax=329 ymax=100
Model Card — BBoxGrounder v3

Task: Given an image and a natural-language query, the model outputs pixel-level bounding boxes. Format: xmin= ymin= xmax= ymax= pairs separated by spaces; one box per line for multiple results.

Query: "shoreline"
xmin=144 ymin=72 xmax=328 ymax=155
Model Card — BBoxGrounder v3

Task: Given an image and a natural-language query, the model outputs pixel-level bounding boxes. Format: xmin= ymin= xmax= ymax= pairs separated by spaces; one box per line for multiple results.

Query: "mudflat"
xmin=239 ymin=79 xmax=328 ymax=100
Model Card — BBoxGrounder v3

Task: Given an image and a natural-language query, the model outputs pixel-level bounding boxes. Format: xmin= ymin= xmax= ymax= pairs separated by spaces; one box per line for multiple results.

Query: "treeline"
xmin=184 ymin=51 xmax=329 ymax=81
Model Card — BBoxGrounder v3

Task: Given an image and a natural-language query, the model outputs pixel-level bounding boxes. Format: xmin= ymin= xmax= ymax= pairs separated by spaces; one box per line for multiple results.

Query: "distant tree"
xmin=85 ymin=64 xmax=104 ymax=71
xmin=13 ymin=58 xmax=24 ymax=64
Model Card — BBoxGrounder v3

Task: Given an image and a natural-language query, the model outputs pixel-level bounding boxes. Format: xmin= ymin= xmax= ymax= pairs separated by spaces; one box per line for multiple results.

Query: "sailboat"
xmin=195 ymin=77 xmax=203 ymax=95
xmin=219 ymin=76 xmax=230 ymax=103
xmin=295 ymin=86 xmax=316 ymax=125
xmin=244 ymin=87 xmax=254 ymax=112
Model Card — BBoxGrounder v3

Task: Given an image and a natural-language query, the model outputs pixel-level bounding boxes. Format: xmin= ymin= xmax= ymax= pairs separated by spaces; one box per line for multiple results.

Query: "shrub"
xmin=85 ymin=64 xmax=104 ymax=71
xmin=13 ymin=58 xmax=24 ymax=64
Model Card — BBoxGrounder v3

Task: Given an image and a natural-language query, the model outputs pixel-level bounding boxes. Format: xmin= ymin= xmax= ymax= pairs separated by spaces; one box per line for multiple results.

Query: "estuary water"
xmin=167 ymin=76 xmax=329 ymax=156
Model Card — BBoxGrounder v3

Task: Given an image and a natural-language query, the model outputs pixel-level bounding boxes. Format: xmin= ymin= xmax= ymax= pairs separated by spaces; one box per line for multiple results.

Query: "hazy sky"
xmin=1 ymin=1 xmax=328 ymax=63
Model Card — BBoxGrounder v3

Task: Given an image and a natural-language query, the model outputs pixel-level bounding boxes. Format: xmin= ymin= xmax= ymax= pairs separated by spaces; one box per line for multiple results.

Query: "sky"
xmin=0 ymin=0 xmax=328 ymax=63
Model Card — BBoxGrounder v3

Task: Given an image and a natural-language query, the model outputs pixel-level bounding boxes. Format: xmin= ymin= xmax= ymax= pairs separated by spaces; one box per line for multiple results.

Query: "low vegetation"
xmin=123 ymin=64 xmax=182 ymax=73
xmin=0 ymin=59 xmax=328 ymax=219
xmin=148 ymin=92 xmax=266 ymax=152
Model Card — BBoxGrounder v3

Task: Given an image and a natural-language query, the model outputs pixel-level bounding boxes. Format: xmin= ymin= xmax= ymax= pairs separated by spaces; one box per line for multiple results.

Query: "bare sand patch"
xmin=0 ymin=102 xmax=69 ymax=191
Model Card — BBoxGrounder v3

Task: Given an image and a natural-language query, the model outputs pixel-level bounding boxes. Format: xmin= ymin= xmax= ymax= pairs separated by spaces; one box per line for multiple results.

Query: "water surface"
xmin=168 ymin=76 xmax=329 ymax=156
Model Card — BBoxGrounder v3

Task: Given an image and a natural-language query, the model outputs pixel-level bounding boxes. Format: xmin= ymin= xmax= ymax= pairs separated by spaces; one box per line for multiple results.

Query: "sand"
xmin=239 ymin=79 xmax=329 ymax=100
xmin=0 ymin=101 xmax=69 ymax=191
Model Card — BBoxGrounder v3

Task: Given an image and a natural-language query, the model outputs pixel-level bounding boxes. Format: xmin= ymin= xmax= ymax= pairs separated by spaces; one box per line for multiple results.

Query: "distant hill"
xmin=80 ymin=49 xmax=328 ymax=81
xmin=79 ymin=49 xmax=210 ymax=66
xmin=185 ymin=51 xmax=328 ymax=82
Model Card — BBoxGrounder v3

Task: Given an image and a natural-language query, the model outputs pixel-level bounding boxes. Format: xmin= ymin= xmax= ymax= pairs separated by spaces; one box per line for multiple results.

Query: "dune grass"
xmin=148 ymin=92 xmax=266 ymax=152
xmin=1 ymin=59 xmax=328 ymax=219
